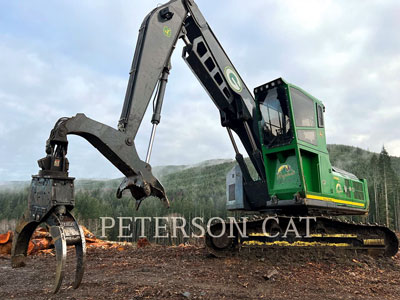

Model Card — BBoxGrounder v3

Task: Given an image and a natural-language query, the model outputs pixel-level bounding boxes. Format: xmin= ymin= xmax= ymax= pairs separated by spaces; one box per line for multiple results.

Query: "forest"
xmin=0 ymin=144 xmax=399 ymax=242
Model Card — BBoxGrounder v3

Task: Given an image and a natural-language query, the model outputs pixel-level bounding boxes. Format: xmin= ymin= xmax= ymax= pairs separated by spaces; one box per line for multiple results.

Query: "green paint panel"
xmin=319 ymin=155 xmax=333 ymax=195
xmin=264 ymin=150 xmax=301 ymax=199
xmin=300 ymin=149 xmax=320 ymax=193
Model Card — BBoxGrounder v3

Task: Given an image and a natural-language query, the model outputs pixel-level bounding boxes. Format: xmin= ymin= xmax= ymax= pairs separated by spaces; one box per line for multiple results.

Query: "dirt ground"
xmin=1 ymin=244 xmax=400 ymax=300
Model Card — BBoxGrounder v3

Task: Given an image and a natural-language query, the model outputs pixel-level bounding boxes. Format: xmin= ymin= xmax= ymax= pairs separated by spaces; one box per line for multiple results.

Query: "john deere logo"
xmin=163 ymin=26 xmax=171 ymax=37
xmin=336 ymin=183 xmax=343 ymax=194
xmin=224 ymin=66 xmax=242 ymax=93
xmin=277 ymin=164 xmax=295 ymax=179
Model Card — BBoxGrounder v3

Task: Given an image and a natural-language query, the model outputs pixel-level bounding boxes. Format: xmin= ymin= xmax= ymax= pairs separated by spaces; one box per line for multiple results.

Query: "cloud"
xmin=0 ymin=37 xmax=126 ymax=180
xmin=0 ymin=0 xmax=399 ymax=181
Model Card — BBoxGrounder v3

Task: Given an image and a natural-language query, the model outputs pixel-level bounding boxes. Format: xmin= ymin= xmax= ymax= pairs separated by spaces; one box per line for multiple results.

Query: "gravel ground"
xmin=0 ymin=244 xmax=399 ymax=300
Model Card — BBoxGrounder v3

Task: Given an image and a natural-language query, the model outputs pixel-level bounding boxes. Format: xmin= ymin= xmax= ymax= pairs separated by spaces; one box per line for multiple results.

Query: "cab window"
xmin=317 ymin=104 xmax=324 ymax=128
xmin=259 ymin=87 xmax=292 ymax=147
xmin=290 ymin=87 xmax=315 ymax=127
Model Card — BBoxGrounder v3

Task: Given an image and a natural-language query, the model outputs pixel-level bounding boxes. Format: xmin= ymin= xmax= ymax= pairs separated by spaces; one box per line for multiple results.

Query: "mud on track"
xmin=1 ymin=244 xmax=399 ymax=300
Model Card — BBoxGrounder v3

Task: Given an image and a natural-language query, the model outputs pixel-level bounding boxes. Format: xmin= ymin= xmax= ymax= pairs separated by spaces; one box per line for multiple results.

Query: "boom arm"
xmin=39 ymin=0 xmax=268 ymax=208
xmin=119 ymin=0 xmax=266 ymax=180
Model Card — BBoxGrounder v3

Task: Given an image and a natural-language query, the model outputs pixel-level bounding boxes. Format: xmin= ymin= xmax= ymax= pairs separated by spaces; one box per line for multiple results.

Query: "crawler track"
xmin=206 ymin=216 xmax=399 ymax=257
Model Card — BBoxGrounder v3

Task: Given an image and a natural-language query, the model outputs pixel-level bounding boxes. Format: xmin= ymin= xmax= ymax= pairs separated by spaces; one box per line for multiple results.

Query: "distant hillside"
xmin=0 ymin=159 xmax=232 ymax=191
xmin=1 ymin=144 xmax=399 ymax=236
xmin=152 ymin=158 xmax=233 ymax=179
xmin=327 ymin=144 xmax=400 ymax=177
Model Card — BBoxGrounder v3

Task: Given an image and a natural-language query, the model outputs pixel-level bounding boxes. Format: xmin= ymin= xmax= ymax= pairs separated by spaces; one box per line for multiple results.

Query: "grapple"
xmin=11 ymin=174 xmax=86 ymax=293
xmin=11 ymin=138 xmax=86 ymax=293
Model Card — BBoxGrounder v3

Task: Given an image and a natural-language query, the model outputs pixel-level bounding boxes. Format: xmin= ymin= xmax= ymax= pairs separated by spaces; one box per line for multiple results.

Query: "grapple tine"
xmin=50 ymin=225 xmax=67 ymax=294
xmin=73 ymin=225 xmax=86 ymax=289
xmin=11 ymin=216 xmax=39 ymax=268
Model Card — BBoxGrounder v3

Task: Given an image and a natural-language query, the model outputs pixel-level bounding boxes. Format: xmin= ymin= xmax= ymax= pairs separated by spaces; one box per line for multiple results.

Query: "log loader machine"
xmin=11 ymin=0 xmax=398 ymax=293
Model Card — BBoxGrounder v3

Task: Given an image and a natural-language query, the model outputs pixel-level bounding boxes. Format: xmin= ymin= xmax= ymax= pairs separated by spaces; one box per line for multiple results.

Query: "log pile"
xmin=0 ymin=226 xmax=128 ymax=256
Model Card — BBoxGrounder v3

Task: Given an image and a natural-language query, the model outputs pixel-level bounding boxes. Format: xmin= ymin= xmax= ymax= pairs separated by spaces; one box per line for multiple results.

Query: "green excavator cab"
xmin=252 ymin=78 xmax=369 ymax=215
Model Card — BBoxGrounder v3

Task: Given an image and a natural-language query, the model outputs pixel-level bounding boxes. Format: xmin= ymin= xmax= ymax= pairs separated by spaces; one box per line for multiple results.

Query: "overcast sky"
xmin=1 ymin=0 xmax=399 ymax=181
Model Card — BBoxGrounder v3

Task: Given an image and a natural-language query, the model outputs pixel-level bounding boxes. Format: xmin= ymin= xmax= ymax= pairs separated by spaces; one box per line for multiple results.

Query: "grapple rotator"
xmin=11 ymin=135 xmax=86 ymax=294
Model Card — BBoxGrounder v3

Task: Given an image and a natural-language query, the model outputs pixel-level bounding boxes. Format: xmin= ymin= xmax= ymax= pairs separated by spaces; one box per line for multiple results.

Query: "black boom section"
xmin=181 ymin=5 xmax=266 ymax=180
xmin=118 ymin=0 xmax=188 ymax=138
xmin=118 ymin=0 xmax=266 ymax=181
